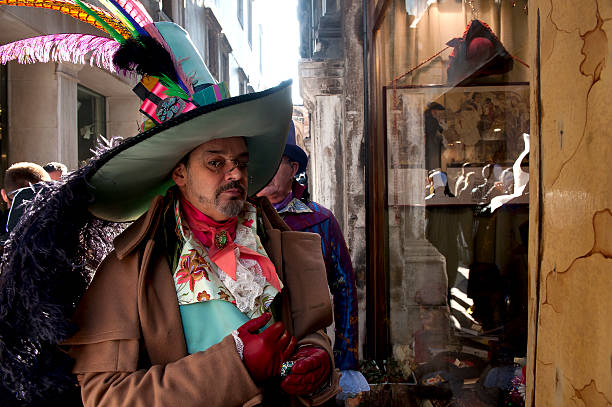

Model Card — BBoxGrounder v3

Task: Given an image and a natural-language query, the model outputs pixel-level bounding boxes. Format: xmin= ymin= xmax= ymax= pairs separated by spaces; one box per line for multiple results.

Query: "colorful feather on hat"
xmin=0 ymin=34 xmax=121 ymax=71
xmin=0 ymin=0 xmax=188 ymax=85
xmin=97 ymin=0 xmax=140 ymax=38
xmin=99 ymin=0 xmax=149 ymax=38
xmin=72 ymin=0 xmax=125 ymax=43
xmin=0 ymin=0 xmax=132 ymax=38
xmin=114 ymin=0 xmax=153 ymax=28
xmin=0 ymin=0 xmax=194 ymax=122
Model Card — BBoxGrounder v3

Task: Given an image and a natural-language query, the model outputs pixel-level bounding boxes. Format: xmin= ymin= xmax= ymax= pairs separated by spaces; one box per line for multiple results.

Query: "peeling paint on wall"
xmin=530 ymin=1 xmax=612 ymax=405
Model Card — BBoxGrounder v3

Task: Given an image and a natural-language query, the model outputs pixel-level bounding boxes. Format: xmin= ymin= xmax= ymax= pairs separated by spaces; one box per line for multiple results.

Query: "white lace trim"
xmin=235 ymin=224 xmax=257 ymax=248
xmin=231 ymin=329 xmax=244 ymax=360
xmin=214 ymin=248 xmax=268 ymax=314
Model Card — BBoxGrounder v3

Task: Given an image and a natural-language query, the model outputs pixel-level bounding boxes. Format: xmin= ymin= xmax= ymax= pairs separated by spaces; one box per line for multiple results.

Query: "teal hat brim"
xmin=88 ymin=81 xmax=292 ymax=222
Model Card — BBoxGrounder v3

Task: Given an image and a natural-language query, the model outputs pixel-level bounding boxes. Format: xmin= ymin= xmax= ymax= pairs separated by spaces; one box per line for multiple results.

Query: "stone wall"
xmin=298 ymin=0 xmax=367 ymax=360
xmin=341 ymin=0 xmax=367 ymax=361
xmin=527 ymin=1 xmax=612 ymax=405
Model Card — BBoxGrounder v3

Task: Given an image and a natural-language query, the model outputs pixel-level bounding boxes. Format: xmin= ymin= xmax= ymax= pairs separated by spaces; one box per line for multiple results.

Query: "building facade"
xmin=0 ymin=0 xmax=263 ymax=175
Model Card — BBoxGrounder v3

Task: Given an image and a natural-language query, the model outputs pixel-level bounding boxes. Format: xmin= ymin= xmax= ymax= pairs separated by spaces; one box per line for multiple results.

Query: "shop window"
xmin=219 ymin=52 xmax=229 ymax=84
xmin=237 ymin=0 xmax=244 ymax=28
xmin=207 ymin=29 xmax=219 ymax=80
xmin=258 ymin=25 xmax=263 ymax=74
xmin=161 ymin=0 xmax=173 ymax=21
xmin=247 ymin=0 xmax=253 ymax=48
xmin=369 ymin=0 xmax=530 ymax=403
xmin=237 ymin=68 xmax=248 ymax=95
xmin=206 ymin=9 xmax=223 ymax=82
xmin=77 ymin=85 xmax=106 ymax=166
xmin=220 ymin=34 xmax=232 ymax=85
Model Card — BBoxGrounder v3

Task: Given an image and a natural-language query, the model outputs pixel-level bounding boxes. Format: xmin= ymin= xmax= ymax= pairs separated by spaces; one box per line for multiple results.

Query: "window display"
xmin=77 ymin=85 xmax=106 ymax=166
xmin=386 ymin=84 xmax=529 ymax=205
xmin=369 ymin=0 xmax=530 ymax=404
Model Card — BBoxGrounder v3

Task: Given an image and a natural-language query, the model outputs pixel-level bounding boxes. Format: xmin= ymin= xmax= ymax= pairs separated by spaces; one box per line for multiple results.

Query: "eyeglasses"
xmin=205 ymin=158 xmax=249 ymax=173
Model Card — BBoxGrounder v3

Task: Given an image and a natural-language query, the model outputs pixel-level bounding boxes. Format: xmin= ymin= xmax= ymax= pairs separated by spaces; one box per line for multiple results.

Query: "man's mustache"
xmin=216 ymin=181 xmax=246 ymax=197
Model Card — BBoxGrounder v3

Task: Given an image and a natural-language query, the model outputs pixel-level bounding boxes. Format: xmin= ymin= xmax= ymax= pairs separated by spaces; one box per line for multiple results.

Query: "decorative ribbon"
xmin=192 ymin=82 xmax=231 ymax=106
xmin=180 ymin=197 xmax=281 ymax=291
xmin=138 ymin=80 xmax=196 ymax=123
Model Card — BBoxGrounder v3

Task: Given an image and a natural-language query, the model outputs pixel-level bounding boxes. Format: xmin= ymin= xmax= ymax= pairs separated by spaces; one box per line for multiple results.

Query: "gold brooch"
xmin=214 ymin=230 xmax=228 ymax=249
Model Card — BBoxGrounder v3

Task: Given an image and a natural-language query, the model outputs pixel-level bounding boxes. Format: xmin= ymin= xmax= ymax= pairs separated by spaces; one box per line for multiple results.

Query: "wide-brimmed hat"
xmin=89 ymin=82 xmax=291 ymax=222
xmin=88 ymin=22 xmax=292 ymax=222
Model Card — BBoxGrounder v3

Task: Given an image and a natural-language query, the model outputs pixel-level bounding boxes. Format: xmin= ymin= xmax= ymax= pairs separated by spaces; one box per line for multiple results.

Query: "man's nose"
xmin=225 ymin=163 xmax=245 ymax=181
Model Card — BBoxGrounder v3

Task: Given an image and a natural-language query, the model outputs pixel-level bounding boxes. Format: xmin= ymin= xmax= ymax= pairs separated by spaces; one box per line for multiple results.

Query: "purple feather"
xmin=0 ymin=34 xmax=121 ymax=72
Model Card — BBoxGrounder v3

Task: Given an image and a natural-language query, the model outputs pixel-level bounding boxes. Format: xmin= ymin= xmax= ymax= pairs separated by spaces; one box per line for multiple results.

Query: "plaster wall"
xmin=341 ymin=0 xmax=367 ymax=361
xmin=8 ymin=63 xmax=62 ymax=166
xmin=527 ymin=1 xmax=612 ymax=405
xmin=311 ymin=94 xmax=344 ymax=222
xmin=107 ymin=96 xmax=143 ymax=140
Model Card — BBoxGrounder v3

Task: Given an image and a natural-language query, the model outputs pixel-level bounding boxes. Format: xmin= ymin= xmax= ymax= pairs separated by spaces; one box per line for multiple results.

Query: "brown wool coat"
xmin=63 ymin=196 xmax=340 ymax=407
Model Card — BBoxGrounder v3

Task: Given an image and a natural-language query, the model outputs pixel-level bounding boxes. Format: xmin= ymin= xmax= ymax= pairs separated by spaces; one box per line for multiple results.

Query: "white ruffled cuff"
xmin=337 ymin=370 xmax=370 ymax=400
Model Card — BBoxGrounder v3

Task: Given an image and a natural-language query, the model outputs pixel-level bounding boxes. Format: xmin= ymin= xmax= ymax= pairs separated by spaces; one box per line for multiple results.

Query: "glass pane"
xmin=373 ymin=0 xmax=529 ymax=402
xmin=237 ymin=0 xmax=244 ymax=27
xmin=77 ymin=85 xmax=106 ymax=166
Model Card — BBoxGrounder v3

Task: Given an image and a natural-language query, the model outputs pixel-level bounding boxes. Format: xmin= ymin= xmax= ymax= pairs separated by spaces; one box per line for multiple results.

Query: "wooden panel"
xmin=365 ymin=0 xmax=392 ymax=361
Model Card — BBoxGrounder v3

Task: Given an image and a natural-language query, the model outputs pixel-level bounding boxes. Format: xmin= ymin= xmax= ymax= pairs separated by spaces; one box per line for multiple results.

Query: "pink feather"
xmin=114 ymin=0 xmax=153 ymax=27
xmin=0 ymin=34 xmax=121 ymax=72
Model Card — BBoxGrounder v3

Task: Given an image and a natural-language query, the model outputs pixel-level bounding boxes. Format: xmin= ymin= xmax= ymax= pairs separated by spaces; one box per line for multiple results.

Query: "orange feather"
xmin=0 ymin=0 xmax=131 ymax=38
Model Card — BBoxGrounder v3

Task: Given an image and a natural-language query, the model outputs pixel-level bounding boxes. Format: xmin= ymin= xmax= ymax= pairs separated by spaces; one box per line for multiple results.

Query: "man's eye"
xmin=208 ymin=160 xmax=223 ymax=168
xmin=237 ymin=161 xmax=249 ymax=168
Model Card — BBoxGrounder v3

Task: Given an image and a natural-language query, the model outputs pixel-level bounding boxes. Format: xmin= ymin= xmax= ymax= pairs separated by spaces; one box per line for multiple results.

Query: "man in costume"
xmin=257 ymin=123 xmax=369 ymax=400
xmin=0 ymin=13 xmax=339 ymax=407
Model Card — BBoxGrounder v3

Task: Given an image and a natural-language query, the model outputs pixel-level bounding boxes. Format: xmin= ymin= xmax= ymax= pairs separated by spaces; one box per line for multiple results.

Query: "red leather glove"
xmin=237 ymin=313 xmax=297 ymax=382
xmin=280 ymin=346 xmax=331 ymax=395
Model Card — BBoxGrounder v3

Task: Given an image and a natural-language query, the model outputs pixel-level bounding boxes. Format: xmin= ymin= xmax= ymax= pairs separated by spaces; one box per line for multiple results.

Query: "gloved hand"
xmin=280 ymin=346 xmax=331 ymax=395
xmin=237 ymin=313 xmax=297 ymax=382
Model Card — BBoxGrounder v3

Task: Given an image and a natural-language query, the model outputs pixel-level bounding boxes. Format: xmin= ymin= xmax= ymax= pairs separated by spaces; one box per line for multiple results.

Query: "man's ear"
xmin=172 ymin=164 xmax=187 ymax=187
xmin=289 ymin=162 xmax=300 ymax=178
xmin=1 ymin=189 xmax=8 ymax=204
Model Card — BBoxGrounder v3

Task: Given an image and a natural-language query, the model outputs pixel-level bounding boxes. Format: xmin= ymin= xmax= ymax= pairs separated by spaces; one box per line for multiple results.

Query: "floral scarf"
xmin=172 ymin=199 xmax=282 ymax=318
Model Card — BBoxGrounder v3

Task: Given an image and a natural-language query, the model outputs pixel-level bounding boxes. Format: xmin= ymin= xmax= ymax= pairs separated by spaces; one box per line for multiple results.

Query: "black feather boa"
xmin=0 ymin=160 xmax=127 ymax=405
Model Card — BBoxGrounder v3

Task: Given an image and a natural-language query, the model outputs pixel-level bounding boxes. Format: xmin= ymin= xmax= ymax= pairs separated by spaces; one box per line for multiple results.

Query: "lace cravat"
xmin=180 ymin=197 xmax=281 ymax=291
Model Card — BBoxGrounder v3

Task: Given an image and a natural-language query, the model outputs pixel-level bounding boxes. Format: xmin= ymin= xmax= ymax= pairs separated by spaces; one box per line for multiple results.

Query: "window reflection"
xmin=77 ymin=85 xmax=106 ymax=166
xmin=377 ymin=0 xmax=530 ymax=403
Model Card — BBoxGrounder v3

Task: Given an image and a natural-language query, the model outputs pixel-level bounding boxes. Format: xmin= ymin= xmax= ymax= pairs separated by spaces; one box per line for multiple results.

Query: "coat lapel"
xmin=121 ymin=195 xmax=188 ymax=365
xmin=138 ymin=239 xmax=188 ymax=365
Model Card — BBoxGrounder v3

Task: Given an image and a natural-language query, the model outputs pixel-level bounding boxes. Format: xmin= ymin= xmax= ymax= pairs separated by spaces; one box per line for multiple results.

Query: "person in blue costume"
xmin=257 ymin=121 xmax=370 ymax=400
